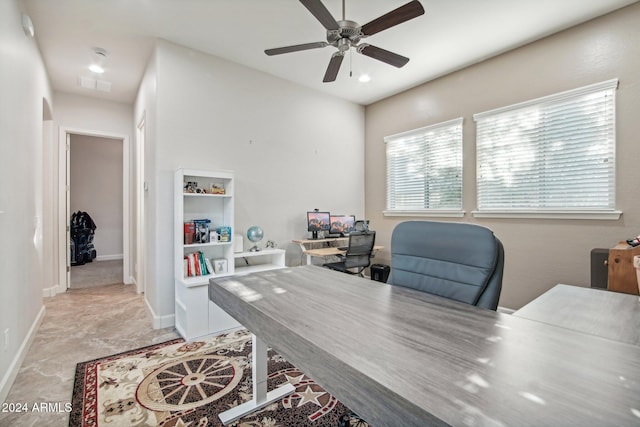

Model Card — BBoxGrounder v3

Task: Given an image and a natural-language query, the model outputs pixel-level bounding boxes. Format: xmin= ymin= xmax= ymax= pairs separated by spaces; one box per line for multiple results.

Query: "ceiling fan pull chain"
xmin=349 ymin=48 xmax=353 ymax=77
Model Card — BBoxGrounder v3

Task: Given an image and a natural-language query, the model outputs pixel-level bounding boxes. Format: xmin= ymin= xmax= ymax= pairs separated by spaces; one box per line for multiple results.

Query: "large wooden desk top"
xmin=210 ymin=266 xmax=640 ymax=427
xmin=513 ymin=284 xmax=640 ymax=346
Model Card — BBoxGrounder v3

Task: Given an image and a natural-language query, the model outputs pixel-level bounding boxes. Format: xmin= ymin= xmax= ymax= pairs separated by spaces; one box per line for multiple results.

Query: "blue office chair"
xmin=388 ymin=221 xmax=504 ymax=310
xmin=324 ymin=231 xmax=376 ymax=276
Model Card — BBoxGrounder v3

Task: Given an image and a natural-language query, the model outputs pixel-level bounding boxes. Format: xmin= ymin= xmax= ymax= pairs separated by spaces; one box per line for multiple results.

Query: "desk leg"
xmin=218 ymin=334 xmax=295 ymax=425
xmin=306 ymin=253 xmax=312 ymax=265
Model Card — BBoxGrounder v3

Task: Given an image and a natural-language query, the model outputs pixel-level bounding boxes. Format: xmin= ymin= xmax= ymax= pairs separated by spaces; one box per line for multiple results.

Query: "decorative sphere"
xmin=247 ymin=226 xmax=264 ymax=243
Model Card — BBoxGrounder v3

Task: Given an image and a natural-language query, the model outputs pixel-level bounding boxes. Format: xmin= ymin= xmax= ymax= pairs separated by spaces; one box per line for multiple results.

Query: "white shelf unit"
xmin=174 ymin=169 xmax=239 ymax=340
xmin=234 ymin=248 xmax=286 ymax=275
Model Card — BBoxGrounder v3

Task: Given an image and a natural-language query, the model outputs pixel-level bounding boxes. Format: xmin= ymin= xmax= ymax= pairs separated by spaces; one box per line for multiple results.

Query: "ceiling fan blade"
xmin=323 ymin=52 xmax=344 ymax=82
xmin=360 ymin=0 xmax=425 ymax=36
xmin=300 ymin=0 xmax=340 ymax=31
xmin=265 ymin=42 xmax=328 ymax=56
xmin=357 ymin=44 xmax=409 ymax=68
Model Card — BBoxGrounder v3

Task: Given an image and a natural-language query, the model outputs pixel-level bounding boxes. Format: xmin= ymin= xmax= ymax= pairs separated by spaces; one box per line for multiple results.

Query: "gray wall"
xmin=70 ymin=134 xmax=123 ymax=259
xmin=364 ymin=3 xmax=640 ymax=310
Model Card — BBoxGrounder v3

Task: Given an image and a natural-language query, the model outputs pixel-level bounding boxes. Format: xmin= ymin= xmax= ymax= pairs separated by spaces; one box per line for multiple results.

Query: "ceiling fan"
xmin=265 ymin=0 xmax=425 ymax=82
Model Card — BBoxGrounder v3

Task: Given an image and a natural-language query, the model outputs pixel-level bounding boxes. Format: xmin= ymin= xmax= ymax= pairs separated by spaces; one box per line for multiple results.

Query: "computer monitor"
xmin=354 ymin=219 xmax=370 ymax=232
xmin=307 ymin=211 xmax=330 ymax=239
xmin=330 ymin=215 xmax=356 ymax=236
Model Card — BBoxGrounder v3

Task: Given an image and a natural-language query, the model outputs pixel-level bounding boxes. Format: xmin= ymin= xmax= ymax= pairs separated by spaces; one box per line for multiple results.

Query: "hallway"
xmin=0 ymin=284 xmax=178 ymax=426
xmin=70 ymin=259 xmax=123 ymax=289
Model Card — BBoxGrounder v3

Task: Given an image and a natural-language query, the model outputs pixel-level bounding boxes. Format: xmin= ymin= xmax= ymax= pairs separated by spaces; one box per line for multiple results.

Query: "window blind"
xmin=474 ymin=79 xmax=617 ymax=213
xmin=385 ymin=118 xmax=463 ymax=212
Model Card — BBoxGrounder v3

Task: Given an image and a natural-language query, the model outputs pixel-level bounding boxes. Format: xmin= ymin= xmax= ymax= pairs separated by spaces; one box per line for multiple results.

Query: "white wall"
xmin=0 ymin=0 xmax=53 ymax=402
xmin=54 ymin=92 xmax=133 ymax=278
xmin=54 ymin=92 xmax=133 ymax=135
xmin=139 ymin=40 xmax=365 ymax=320
xmin=70 ymin=134 xmax=123 ymax=259
xmin=134 ymin=48 xmax=158 ymax=318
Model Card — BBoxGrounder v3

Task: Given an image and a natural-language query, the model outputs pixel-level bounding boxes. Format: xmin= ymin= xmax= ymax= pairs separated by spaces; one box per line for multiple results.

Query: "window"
xmin=474 ymin=79 xmax=620 ymax=219
xmin=384 ymin=118 xmax=463 ymax=217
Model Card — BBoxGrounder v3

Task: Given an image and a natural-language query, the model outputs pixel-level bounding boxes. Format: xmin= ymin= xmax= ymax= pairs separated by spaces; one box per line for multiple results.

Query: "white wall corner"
xmin=0 ymin=305 xmax=46 ymax=404
xmin=42 ymin=286 xmax=58 ymax=298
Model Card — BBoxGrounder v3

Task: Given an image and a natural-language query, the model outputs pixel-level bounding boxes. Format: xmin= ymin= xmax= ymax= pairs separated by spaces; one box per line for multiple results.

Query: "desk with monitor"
xmin=292 ymin=237 xmax=383 ymax=265
xmin=210 ymin=266 xmax=640 ymax=426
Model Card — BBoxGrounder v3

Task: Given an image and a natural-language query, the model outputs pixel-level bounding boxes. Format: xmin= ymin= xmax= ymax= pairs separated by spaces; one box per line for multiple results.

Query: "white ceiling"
xmin=23 ymin=0 xmax=638 ymax=106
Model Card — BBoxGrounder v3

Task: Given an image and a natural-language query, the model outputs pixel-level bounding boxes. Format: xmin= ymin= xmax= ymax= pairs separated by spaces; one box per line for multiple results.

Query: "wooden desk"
xmin=292 ymin=237 xmax=383 ymax=265
xmin=210 ymin=266 xmax=640 ymax=426
xmin=292 ymin=237 xmax=348 ymax=245
xmin=303 ymin=245 xmax=384 ymax=265
xmin=513 ymin=284 xmax=640 ymax=346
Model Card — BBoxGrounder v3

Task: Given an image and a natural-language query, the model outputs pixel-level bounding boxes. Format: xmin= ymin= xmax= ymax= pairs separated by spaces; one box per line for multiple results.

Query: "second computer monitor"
xmin=330 ymin=215 xmax=356 ymax=236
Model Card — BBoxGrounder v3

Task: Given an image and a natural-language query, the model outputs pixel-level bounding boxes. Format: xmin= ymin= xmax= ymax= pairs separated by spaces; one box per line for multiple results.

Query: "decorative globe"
xmin=247 ymin=226 xmax=264 ymax=243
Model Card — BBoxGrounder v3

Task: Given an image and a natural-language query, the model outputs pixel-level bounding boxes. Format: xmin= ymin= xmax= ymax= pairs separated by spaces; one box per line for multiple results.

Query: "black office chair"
xmin=324 ymin=231 xmax=376 ymax=276
xmin=388 ymin=221 xmax=504 ymax=310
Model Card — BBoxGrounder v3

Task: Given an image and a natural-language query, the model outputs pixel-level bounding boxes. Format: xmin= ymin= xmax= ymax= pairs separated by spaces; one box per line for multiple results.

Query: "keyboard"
xmin=337 ymin=246 xmax=348 ymax=251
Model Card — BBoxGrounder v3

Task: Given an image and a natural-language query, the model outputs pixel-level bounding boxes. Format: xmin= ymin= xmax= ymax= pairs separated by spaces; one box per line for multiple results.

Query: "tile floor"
xmin=0 ymin=282 xmax=179 ymax=426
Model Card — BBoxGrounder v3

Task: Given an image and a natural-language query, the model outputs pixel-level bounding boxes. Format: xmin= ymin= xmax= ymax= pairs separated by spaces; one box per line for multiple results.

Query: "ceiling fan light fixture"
xmin=265 ymin=0 xmax=424 ymax=82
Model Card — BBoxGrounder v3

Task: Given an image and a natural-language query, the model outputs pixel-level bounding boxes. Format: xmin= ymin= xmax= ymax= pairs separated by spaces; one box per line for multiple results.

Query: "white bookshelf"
xmin=234 ymin=248 xmax=286 ymax=275
xmin=174 ymin=169 xmax=239 ymax=340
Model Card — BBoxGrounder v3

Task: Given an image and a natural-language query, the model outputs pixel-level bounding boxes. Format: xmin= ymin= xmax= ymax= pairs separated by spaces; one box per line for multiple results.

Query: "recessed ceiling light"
xmin=358 ymin=74 xmax=371 ymax=83
xmin=89 ymin=64 xmax=105 ymax=74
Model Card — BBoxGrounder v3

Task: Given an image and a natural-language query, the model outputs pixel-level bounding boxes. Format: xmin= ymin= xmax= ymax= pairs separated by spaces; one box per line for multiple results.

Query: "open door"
xmin=65 ymin=132 xmax=71 ymax=288
xmin=58 ymin=126 xmax=131 ymax=291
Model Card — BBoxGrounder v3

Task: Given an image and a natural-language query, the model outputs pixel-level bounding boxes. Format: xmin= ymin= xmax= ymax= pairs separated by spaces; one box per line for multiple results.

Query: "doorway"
xmin=58 ymin=127 xmax=131 ymax=292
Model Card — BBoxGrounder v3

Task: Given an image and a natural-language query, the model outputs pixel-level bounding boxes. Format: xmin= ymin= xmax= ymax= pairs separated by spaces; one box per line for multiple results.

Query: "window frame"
xmin=383 ymin=117 xmax=465 ymax=218
xmin=472 ymin=79 xmax=621 ymax=220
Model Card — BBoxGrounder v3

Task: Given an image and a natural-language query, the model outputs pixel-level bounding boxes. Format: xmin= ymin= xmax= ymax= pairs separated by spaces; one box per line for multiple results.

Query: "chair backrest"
xmin=388 ymin=221 xmax=504 ymax=310
xmin=344 ymin=231 xmax=376 ymax=270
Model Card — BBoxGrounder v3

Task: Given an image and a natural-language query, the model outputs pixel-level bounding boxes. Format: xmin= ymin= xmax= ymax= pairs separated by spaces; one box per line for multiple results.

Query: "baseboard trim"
xmin=95 ymin=254 xmax=124 ymax=262
xmin=42 ymin=285 xmax=59 ymax=298
xmin=144 ymin=297 xmax=175 ymax=329
xmin=0 ymin=305 xmax=46 ymax=404
xmin=498 ymin=306 xmax=515 ymax=315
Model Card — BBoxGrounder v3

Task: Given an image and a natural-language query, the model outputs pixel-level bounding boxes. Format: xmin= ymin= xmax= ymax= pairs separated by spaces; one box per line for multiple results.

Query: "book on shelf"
xmin=205 ymin=258 xmax=214 ymax=276
xmin=198 ymin=252 xmax=209 ymax=275
xmin=184 ymin=222 xmax=195 ymax=245
xmin=217 ymin=226 xmax=231 ymax=242
xmin=184 ymin=251 xmax=212 ymax=278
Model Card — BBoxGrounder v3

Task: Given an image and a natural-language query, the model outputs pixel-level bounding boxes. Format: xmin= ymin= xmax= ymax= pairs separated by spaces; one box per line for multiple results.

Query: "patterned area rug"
xmin=70 ymin=329 xmax=369 ymax=426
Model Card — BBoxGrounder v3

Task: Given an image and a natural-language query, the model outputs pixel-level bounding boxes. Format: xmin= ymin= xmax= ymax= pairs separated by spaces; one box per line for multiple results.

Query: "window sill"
xmin=471 ymin=210 xmax=622 ymax=220
xmin=383 ymin=210 xmax=465 ymax=218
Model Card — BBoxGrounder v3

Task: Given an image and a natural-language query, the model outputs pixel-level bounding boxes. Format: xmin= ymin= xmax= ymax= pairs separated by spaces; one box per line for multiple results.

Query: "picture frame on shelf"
xmin=213 ymin=258 xmax=228 ymax=274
